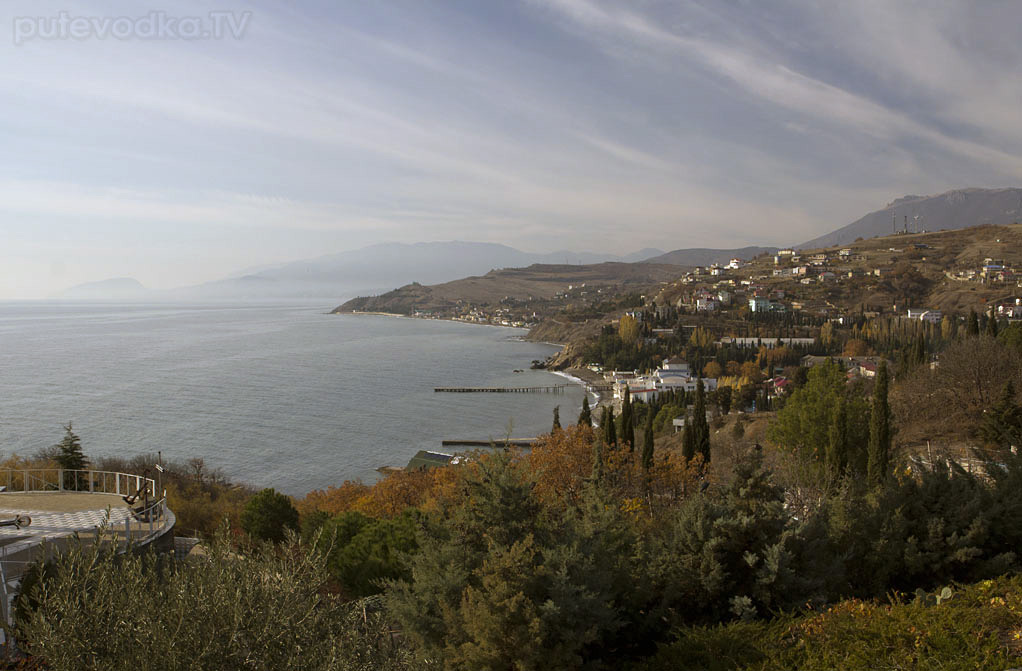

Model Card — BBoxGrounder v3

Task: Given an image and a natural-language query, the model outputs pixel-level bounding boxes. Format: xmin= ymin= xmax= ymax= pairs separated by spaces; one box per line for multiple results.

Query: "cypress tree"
xmin=825 ymin=396 xmax=848 ymax=482
xmin=867 ymin=361 xmax=891 ymax=486
xmin=578 ymin=397 xmax=592 ymax=427
xmin=601 ymin=406 xmax=617 ymax=448
xmin=620 ymin=387 xmax=634 ymax=451
xmin=913 ymin=336 xmax=926 ymax=367
xmin=693 ymin=378 xmax=711 ymax=463
xmin=641 ymin=411 xmax=655 ymax=471
xmin=591 ymin=436 xmax=605 ymax=483
xmin=681 ymin=411 xmax=695 ymax=461
xmin=551 ymin=406 xmax=561 ymax=432
xmin=980 ymin=381 xmax=1022 ymax=449
xmin=987 ymin=310 xmax=999 ymax=337
xmin=967 ymin=309 xmax=980 ymax=337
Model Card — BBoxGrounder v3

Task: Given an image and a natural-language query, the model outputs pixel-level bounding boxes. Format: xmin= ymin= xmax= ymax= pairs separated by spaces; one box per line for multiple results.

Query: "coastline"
xmin=336 ymin=310 xmax=534 ymax=332
xmin=550 ymin=369 xmax=602 ymax=403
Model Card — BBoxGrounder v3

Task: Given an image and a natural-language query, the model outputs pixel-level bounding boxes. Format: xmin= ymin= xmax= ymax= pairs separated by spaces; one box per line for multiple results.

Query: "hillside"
xmin=799 ymin=187 xmax=1022 ymax=249
xmin=650 ymin=223 xmax=1022 ymax=319
xmin=333 ymin=262 xmax=681 ymax=317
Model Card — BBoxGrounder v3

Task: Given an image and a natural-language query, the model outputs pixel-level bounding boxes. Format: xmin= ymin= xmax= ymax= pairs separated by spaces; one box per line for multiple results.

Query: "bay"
xmin=0 ymin=302 xmax=584 ymax=494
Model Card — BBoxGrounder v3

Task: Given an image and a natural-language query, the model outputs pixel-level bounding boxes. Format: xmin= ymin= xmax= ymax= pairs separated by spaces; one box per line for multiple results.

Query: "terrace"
xmin=0 ymin=469 xmax=175 ymax=627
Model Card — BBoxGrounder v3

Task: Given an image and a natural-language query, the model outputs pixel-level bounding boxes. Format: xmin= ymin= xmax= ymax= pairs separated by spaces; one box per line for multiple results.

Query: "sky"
xmin=2 ymin=0 xmax=1021 ymax=298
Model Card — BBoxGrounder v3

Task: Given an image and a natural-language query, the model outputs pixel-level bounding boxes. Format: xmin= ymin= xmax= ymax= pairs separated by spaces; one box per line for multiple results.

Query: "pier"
xmin=434 ymin=385 xmax=569 ymax=393
xmin=442 ymin=439 xmax=537 ymax=448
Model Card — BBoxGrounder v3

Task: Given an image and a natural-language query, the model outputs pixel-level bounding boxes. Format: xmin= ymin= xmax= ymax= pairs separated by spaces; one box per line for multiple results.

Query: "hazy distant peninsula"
xmin=54 ymin=277 xmax=150 ymax=300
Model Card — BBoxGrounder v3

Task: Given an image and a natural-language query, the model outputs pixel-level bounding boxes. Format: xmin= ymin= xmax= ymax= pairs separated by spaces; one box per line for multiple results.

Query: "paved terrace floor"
xmin=0 ymin=492 xmax=135 ymax=543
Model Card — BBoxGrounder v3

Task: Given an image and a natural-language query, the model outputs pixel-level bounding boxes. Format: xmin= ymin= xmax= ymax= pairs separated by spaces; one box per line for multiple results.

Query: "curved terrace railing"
xmin=0 ymin=468 xmax=155 ymax=497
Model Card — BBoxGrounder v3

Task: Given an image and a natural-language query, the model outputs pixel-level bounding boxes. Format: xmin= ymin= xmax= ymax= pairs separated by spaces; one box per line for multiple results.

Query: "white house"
xmin=907 ymin=308 xmax=942 ymax=323
xmin=661 ymin=357 xmax=692 ymax=376
xmin=696 ymin=297 xmax=720 ymax=312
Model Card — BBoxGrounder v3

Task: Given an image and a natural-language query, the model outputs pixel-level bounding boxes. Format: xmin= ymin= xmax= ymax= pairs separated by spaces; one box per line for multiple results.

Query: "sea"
xmin=0 ymin=302 xmax=586 ymax=494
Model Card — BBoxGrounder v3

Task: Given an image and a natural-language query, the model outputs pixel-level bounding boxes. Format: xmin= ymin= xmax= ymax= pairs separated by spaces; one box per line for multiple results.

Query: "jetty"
xmin=434 ymin=384 xmax=568 ymax=393
xmin=442 ymin=439 xmax=537 ymax=448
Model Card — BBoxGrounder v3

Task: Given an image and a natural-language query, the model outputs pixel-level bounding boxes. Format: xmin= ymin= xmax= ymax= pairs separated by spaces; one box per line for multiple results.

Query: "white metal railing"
xmin=0 ymin=469 xmax=155 ymax=498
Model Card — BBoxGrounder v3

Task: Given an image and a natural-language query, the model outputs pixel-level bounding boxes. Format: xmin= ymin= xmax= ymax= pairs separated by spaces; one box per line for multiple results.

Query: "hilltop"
xmin=799 ymin=187 xmax=1022 ymax=249
xmin=334 ymin=262 xmax=682 ymax=322
xmin=644 ymin=246 xmax=778 ymax=266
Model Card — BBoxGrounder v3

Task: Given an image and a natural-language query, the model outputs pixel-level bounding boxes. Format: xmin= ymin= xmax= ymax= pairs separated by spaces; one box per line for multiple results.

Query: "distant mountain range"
xmin=56 ymin=277 xmax=150 ymax=300
xmin=798 ymin=187 xmax=1022 ymax=249
xmin=54 ymin=241 xmax=665 ymax=301
xmin=55 ymin=187 xmax=1022 ymax=301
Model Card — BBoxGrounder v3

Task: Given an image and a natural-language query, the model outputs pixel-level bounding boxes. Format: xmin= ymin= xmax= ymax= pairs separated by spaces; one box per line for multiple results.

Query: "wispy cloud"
xmin=0 ymin=0 xmax=1019 ymax=296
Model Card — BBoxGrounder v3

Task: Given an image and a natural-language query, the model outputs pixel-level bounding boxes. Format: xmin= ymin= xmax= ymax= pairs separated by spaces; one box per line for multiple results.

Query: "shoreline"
xmin=336 ymin=310 xmax=535 ymax=333
xmin=550 ymin=369 xmax=602 ymax=403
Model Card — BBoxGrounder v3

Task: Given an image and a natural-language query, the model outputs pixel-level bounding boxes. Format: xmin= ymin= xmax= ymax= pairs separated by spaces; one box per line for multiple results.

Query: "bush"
xmin=240 ymin=488 xmax=299 ymax=542
xmin=15 ymin=532 xmax=412 ymax=670
xmin=315 ymin=510 xmax=419 ymax=597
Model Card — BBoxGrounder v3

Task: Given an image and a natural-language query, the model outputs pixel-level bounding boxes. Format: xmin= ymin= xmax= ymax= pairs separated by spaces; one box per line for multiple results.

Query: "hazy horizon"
xmin=3 ymin=1 xmax=1022 ymax=298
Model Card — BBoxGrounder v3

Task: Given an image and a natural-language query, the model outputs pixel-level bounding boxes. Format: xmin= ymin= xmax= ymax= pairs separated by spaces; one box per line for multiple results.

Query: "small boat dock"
xmin=442 ymin=439 xmax=537 ymax=448
xmin=434 ymin=385 xmax=569 ymax=393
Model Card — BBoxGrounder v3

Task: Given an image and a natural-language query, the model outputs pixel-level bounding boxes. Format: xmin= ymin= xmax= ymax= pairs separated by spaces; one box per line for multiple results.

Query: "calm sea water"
xmin=0 ymin=302 xmax=584 ymax=494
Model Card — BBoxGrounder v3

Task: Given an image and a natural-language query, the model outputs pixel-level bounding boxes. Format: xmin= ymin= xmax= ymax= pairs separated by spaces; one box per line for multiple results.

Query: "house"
xmin=717 ymin=337 xmax=815 ymax=349
xmin=717 ymin=290 xmax=733 ymax=305
xmin=696 ymin=296 xmax=720 ymax=311
xmin=749 ymin=297 xmax=786 ymax=313
xmin=769 ymin=376 xmax=792 ymax=395
xmin=997 ymin=300 xmax=1022 ymax=318
xmin=661 ymin=358 xmax=692 ymax=376
xmin=907 ymin=308 xmax=942 ymax=323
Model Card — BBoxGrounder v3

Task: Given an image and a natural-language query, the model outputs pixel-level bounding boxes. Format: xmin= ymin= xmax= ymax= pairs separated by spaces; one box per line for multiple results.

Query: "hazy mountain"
xmin=643 ymin=246 xmax=778 ymax=266
xmin=799 ymin=187 xmax=1022 ymax=249
xmin=56 ymin=242 xmax=664 ymax=301
xmin=54 ymin=277 xmax=150 ymax=300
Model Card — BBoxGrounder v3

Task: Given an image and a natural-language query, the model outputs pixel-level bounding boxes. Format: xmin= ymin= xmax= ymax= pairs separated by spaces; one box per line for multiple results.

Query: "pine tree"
xmin=867 ymin=361 xmax=891 ymax=486
xmin=552 ymin=406 xmax=561 ymax=432
xmin=53 ymin=423 xmax=88 ymax=490
xmin=620 ymin=387 xmax=634 ymax=451
xmin=578 ymin=397 xmax=592 ymax=427
xmin=967 ymin=309 xmax=980 ymax=337
xmin=641 ymin=411 xmax=655 ymax=472
xmin=54 ymin=423 xmax=88 ymax=471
